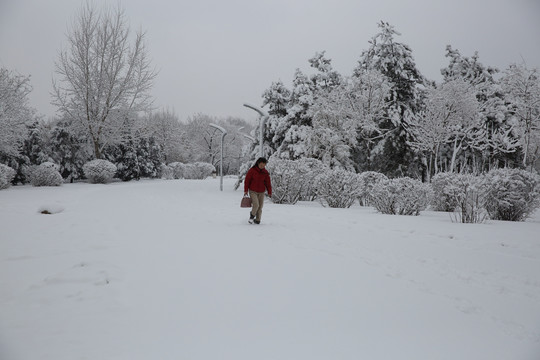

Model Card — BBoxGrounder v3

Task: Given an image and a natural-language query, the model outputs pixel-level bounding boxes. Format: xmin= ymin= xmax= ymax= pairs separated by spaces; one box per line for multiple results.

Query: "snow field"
xmin=1 ymin=178 xmax=539 ymax=360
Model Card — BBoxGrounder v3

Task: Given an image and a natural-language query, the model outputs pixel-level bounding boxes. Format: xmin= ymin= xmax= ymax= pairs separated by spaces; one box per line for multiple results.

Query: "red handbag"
xmin=240 ymin=195 xmax=252 ymax=208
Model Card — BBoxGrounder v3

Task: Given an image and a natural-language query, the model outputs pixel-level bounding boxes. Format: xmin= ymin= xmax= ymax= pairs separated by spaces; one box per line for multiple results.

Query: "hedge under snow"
xmin=83 ymin=159 xmax=117 ymax=184
xmin=30 ymin=162 xmax=63 ymax=187
xmin=0 ymin=163 xmax=16 ymax=190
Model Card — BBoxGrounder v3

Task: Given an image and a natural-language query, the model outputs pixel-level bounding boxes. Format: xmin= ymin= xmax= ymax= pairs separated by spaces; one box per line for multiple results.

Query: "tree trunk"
xmin=450 ymin=137 xmax=462 ymax=173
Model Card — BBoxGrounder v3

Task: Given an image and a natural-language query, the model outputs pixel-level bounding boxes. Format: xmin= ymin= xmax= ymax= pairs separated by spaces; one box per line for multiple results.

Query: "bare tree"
xmin=53 ymin=2 xmax=157 ymax=159
xmin=0 ymin=68 xmax=35 ymax=157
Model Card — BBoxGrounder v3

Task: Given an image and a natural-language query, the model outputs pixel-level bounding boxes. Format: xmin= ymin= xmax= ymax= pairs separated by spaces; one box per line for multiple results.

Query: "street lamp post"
xmin=209 ymin=123 xmax=227 ymax=191
xmin=243 ymin=103 xmax=268 ymax=158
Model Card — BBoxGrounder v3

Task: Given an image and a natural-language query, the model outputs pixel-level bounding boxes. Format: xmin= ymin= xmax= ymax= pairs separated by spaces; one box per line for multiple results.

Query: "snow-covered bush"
xmin=181 ymin=162 xmax=215 ymax=179
xmin=316 ymin=168 xmax=362 ymax=208
xmin=83 ymin=159 xmax=117 ymax=184
xmin=169 ymin=162 xmax=185 ymax=179
xmin=266 ymin=159 xmax=305 ymax=204
xmin=160 ymin=164 xmax=174 ymax=180
xmin=297 ymin=158 xmax=328 ymax=201
xmin=431 ymin=172 xmax=460 ymax=211
xmin=371 ymin=177 xmax=432 ymax=216
xmin=358 ymin=171 xmax=388 ymax=206
xmin=182 ymin=164 xmax=196 ymax=179
xmin=483 ymin=168 xmax=540 ymax=221
xmin=30 ymin=162 xmax=63 ymax=187
xmin=444 ymin=174 xmax=487 ymax=223
xmin=192 ymin=162 xmax=216 ymax=179
xmin=0 ymin=163 xmax=16 ymax=190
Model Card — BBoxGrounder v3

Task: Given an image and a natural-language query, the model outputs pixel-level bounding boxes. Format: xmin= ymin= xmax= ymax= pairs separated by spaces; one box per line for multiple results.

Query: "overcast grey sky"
xmin=1 ymin=0 xmax=539 ymax=123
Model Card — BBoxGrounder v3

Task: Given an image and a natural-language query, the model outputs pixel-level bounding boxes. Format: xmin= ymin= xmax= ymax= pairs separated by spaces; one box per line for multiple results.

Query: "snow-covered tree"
xmin=501 ymin=63 xmax=540 ymax=170
xmin=181 ymin=114 xmax=252 ymax=175
xmin=272 ymin=69 xmax=315 ymax=160
xmin=441 ymin=46 xmax=518 ymax=172
xmin=408 ymin=79 xmax=480 ymax=175
xmin=180 ymin=113 xmax=213 ymax=163
xmin=308 ymin=70 xmax=392 ymax=170
xmin=145 ymin=109 xmax=184 ymax=163
xmin=53 ymin=2 xmax=157 ymax=159
xmin=354 ymin=21 xmax=425 ymax=177
xmin=0 ymin=68 xmax=36 ymax=158
xmin=20 ymin=121 xmax=50 ymax=166
xmin=48 ymin=119 xmax=91 ymax=182
xmin=308 ymin=51 xmax=343 ymax=90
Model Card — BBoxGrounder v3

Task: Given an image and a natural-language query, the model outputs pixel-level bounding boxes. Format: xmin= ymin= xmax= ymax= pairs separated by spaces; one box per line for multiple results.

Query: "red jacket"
xmin=244 ymin=166 xmax=272 ymax=196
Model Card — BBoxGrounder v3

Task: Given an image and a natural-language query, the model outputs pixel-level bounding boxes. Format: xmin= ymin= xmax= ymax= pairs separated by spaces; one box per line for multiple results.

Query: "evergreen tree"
xmin=20 ymin=121 xmax=49 ymax=165
xmin=354 ymin=21 xmax=425 ymax=177
xmin=49 ymin=120 xmax=90 ymax=182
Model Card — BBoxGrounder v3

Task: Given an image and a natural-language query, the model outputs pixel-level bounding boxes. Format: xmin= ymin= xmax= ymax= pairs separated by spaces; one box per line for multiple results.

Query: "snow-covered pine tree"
xmin=273 ymin=68 xmax=315 ymax=160
xmin=354 ymin=21 xmax=425 ymax=178
xmin=49 ymin=119 xmax=90 ymax=182
xmin=107 ymin=138 xmax=140 ymax=181
xmin=20 ymin=121 xmax=49 ymax=166
xmin=308 ymin=51 xmax=343 ymax=91
xmin=264 ymin=52 xmax=343 ymax=162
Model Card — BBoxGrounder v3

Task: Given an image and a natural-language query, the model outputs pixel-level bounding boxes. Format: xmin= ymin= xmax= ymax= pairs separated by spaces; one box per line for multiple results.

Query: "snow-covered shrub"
xmin=431 ymin=172 xmax=460 ymax=211
xmin=0 ymin=163 xmax=16 ymax=190
xmin=371 ymin=177 xmax=432 ymax=216
xmin=182 ymin=164 xmax=196 ymax=179
xmin=444 ymin=174 xmax=487 ymax=223
xmin=483 ymin=168 xmax=540 ymax=221
xmin=266 ymin=159 xmax=307 ymax=204
xmin=358 ymin=171 xmax=388 ymax=206
xmin=316 ymin=168 xmax=362 ymax=208
xmin=83 ymin=159 xmax=117 ymax=184
xmin=192 ymin=162 xmax=216 ymax=179
xmin=160 ymin=164 xmax=174 ymax=180
xmin=169 ymin=162 xmax=185 ymax=179
xmin=30 ymin=162 xmax=63 ymax=187
xmin=180 ymin=162 xmax=215 ymax=179
xmin=297 ymin=158 xmax=328 ymax=201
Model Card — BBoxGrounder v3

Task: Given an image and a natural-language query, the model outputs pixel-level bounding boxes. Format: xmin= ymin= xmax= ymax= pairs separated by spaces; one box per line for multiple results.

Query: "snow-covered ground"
xmin=1 ymin=177 xmax=539 ymax=360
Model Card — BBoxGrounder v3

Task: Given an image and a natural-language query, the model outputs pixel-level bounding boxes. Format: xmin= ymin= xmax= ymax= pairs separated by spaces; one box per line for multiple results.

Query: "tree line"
xmin=255 ymin=22 xmax=539 ymax=181
xmin=0 ymin=3 xmax=254 ymax=184
xmin=1 ymin=3 xmax=539 ymax=186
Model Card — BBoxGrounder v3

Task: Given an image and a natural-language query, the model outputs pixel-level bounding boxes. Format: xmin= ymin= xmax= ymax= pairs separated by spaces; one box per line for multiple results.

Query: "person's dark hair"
xmin=252 ymin=157 xmax=267 ymax=168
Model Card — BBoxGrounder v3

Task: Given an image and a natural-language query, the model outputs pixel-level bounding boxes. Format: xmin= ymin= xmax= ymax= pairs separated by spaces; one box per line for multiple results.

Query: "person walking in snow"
xmin=244 ymin=157 xmax=272 ymax=224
